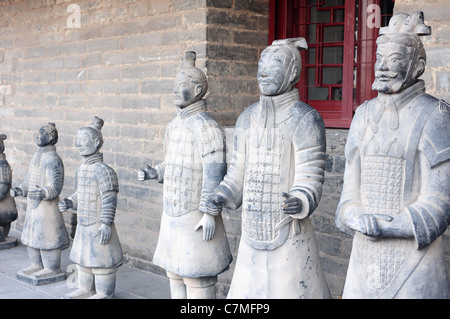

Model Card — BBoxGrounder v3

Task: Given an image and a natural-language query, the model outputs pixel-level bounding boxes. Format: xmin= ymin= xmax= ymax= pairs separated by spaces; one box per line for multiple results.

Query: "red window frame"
xmin=269 ymin=0 xmax=393 ymax=128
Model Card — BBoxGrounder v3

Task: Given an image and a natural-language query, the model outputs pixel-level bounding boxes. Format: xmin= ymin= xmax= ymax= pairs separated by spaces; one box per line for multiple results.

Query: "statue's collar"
xmin=37 ymin=145 xmax=56 ymax=154
xmin=176 ymin=99 xmax=206 ymax=119
xmin=82 ymin=152 xmax=103 ymax=164
xmin=377 ymin=80 xmax=425 ymax=111
xmin=0 ymin=153 xmax=5 ymax=161
xmin=261 ymin=88 xmax=300 ymax=111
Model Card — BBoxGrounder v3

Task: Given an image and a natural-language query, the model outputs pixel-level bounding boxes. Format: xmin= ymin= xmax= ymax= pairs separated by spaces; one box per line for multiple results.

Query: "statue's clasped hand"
xmin=205 ymin=194 xmax=225 ymax=215
xmin=58 ymin=198 xmax=73 ymax=213
xmin=138 ymin=164 xmax=157 ymax=181
xmin=28 ymin=185 xmax=44 ymax=200
xmin=347 ymin=213 xmax=393 ymax=239
xmin=281 ymin=192 xmax=302 ymax=215
xmin=10 ymin=187 xmax=23 ymax=198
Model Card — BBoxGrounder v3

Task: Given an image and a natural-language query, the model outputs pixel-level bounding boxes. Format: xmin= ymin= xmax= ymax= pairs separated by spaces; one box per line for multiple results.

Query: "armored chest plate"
xmin=163 ymin=123 xmax=203 ymax=217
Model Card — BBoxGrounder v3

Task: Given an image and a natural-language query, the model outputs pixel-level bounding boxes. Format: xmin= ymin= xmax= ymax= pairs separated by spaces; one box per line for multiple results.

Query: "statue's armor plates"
xmin=356 ymin=154 xmax=415 ymax=294
xmin=163 ymin=121 xmax=203 ymax=217
xmin=76 ymin=162 xmax=119 ymax=226
xmin=242 ymin=129 xmax=287 ymax=250
xmin=362 ymin=155 xmax=404 ymax=216
xmin=27 ymin=154 xmax=46 ymax=209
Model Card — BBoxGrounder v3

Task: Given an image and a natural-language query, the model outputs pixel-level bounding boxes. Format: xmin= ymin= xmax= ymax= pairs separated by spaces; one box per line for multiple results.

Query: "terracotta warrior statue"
xmin=206 ymin=38 xmax=331 ymax=298
xmin=138 ymin=51 xmax=232 ymax=299
xmin=11 ymin=123 xmax=69 ymax=285
xmin=335 ymin=12 xmax=450 ymax=298
xmin=59 ymin=117 xmax=122 ymax=299
xmin=0 ymin=134 xmax=18 ymax=249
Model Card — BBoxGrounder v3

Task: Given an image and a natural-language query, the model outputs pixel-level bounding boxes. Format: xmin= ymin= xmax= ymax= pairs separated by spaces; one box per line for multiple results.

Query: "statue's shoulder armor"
xmin=419 ymin=96 xmax=450 ymax=167
xmin=191 ymin=112 xmax=226 ymax=157
xmin=92 ymin=162 xmax=119 ymax=193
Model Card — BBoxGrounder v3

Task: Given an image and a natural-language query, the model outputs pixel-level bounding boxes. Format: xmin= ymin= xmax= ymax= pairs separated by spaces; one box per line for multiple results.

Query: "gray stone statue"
xmin=59 ymin=116 xmax=123 ymax=299
xmin=335 ymin=11 xmax=450 ymax=298
xmin=206 ymin=38 xmax=331 ymax=298
xmin=11 ymin=123 xmax=69 ymax=285
xmin=0 ymin=134 xmax=18 ymax=249
xmin=138 ymin=51 xmax=232 ymax=299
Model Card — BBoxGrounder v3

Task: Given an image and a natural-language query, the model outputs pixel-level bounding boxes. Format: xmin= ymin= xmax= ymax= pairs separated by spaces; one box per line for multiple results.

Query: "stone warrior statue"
xmin=138 ymin=51 xmax=232 ymax=299
xmin=206 ymin=38 xmax=331 ymax=298
xmin=59 ymin=116 xmax=123 ymax=299
xmin=0 ymin=134 xmax=18 ymax=249
xmin=336 ymin=11 xmax=450 ymax=298
xmin=11 ymin=123 xmax=69 ymax=285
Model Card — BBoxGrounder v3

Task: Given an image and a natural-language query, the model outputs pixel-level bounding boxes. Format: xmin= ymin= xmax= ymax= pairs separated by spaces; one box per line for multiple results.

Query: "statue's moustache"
xmin=375 ymin=71 xmax=398 ymax=79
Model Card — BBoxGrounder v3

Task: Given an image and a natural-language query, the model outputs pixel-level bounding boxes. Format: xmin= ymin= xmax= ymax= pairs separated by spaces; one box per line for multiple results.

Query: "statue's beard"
xmin=372 ymin=71 xmax=407 ymax=94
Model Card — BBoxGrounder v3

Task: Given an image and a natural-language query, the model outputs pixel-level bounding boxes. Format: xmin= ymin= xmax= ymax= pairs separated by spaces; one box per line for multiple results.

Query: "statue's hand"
xmin=10 ymin=187 xmax=22 ymax=198
xmin=347 ymin=213 xmax=393 ymax=239
xmin=58 ymin=198 xmax=73 ymax=213
xmin=138 ymin=165 xmax=158 ymax=181
xmin=28 ymin=185 xmax=44 ymax=201
xmin=205 ymin=194 xmax=225 ymax=216
xmin=281 ymin=192 xmax=302 ymax=215
xmin=98 ymin=223 xmax=112 ymax=245
xmin=194 ymin=213 xmax=216 ymax=242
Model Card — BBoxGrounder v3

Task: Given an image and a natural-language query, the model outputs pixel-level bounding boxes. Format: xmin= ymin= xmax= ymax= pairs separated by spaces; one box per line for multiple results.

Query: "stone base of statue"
xmin=0 ymin=237 xmax=17 ymax=250
xmin=16 ymin=268 xmax=66 ymax=286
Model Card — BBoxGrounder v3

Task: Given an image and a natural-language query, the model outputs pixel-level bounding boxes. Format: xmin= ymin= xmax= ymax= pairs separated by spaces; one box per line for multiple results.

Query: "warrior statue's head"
xmin=0 ymin=134 xmax=6 ymax=154
xmin=76 ymin=116 xmax=104 ymax=156
xmin=372 ymin=11 xmax=431 ymax=94
xmin=257 ymin=37 xmax=308 ymax=96
xmin=37 ymin=123 xmax=58 ymax=147
xmin=174 ymin=51 xmax=208 ymax=109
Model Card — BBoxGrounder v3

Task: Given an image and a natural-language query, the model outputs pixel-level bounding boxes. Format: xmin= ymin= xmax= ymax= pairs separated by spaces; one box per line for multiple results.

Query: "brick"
xmin=102 ymin=21 xmax=140 ymax=37
xmin=58 ymin=69 xmax=87 ymax=82
xmin=88 ymin=38 xmax=122 ymax=53
xmin=122 ymin=96 xmax=160 ymax=109
xmin=141 ymin=79 xmax=173 ymax=95
xmin=86 ymin=67 xmax=120 ymax=81
xmin=121 ymin=65 xmax=160 ymax=79
xmin=103 ymin=51 xmax=139 ymax=66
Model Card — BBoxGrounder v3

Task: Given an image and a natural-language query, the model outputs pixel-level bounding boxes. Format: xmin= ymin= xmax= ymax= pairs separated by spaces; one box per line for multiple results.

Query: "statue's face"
xmin=173 ymin=72 xmax=200 ymax=108
xmin=76 ymin=129 xmax=99 ymax=156
xmin=372 ymin=42 xmax=415 ymax=94
xmin=36 ymin=128 xmax=52 ymax=147
xmin=257 ymin=47 xmax=293 ymax=96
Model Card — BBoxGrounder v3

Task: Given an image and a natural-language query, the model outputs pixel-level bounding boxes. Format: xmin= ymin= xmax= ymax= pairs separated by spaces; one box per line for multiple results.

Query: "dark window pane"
xmin=308 ymin=87 xmax=329 ymax=100
xmin=323 ymin=67 xmax=342 ymax=85
xmin=323 ymin=46 xmax=343 ymax=64
xmin=308 ymin=48 xmax=316 ymax=64
xmin=324 ymin=25 xmax=344 ymax=42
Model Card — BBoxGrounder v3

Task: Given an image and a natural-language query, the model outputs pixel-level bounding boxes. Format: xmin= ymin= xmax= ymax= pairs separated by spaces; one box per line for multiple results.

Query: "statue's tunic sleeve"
xmin=215 ymin=105 xmax=251 ymax=210
xmin=95 ymin=163 xmax=119 ymax=226
xmin=195 ymin=113 xmax=227 ymax=215
xmin=42 ymin=153 xmax=64 ymax=201
xmin=335 ymin=101 xmax=368 ymax=234
xmin=289 ymin=106 xmax=326 ymax=219
xmin=407 ymin=104 xmax=450 ymax=248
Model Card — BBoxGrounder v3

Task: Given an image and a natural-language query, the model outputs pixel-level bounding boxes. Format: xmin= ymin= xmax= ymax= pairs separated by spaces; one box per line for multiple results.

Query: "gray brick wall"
xmin=0 ymin=0 xmax=448 ymax=299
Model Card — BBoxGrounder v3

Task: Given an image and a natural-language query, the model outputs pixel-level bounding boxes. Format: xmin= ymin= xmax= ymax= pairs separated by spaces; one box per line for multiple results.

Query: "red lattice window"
xmin=269 ymin=0 xmax=394 ymax=128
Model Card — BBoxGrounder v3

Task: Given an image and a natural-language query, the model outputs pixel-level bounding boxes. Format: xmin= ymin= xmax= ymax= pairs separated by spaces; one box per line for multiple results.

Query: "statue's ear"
xmin=290 ymin=65 xmax=299 ymax=83
xmin=413 ymin=57 xmax=426 ymax=79
xmin=195 ymin=84 xmax=203 ymax=98
xmin=95 ymin=137 xmax=101 ymax=149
